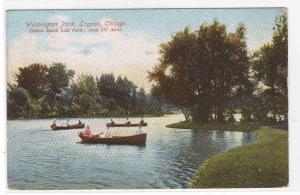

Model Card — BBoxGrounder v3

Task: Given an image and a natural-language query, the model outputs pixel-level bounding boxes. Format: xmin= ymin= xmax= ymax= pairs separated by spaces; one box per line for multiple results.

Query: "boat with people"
xmin=106 ymin=118 xmax=147 ymax=127
xmin=106 ymin=123 xmax=147 ymax=127
xmin=78 ymin=124 xmax=147 ymax=145
xmin=78 ymin=132 xmax=147 ymax=145
xmin=51 ymin=120 xmax=85 ymax=130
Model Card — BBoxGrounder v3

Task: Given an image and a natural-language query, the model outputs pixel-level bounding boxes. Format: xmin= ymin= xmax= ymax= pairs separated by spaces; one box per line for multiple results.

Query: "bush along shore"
xmin=167 ymin=123 xmax=288 ymax=188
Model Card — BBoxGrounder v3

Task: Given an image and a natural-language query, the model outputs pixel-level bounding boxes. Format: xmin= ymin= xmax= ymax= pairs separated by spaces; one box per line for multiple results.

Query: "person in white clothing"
xmin=136 ymin=125 xmax=144 ymax=134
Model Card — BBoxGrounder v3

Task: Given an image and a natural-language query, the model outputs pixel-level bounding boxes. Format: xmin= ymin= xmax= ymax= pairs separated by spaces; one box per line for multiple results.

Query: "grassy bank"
xmin=166 ymin=121 xmax=259 ymax=132
xmin=188 ymin=126 xmax=288 ymax=188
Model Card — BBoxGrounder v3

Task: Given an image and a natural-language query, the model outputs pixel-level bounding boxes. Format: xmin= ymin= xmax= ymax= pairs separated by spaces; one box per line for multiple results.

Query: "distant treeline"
xmin=7 ymin=63 xmax=172 ymax=119
xmin=148 ymin=14 xmax=287 ymax=124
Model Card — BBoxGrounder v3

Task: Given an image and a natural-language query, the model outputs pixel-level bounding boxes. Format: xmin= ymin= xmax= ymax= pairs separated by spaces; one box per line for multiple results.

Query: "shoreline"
xmin=166 ymin=121 xmax=259 ymax=132
xmin=167 ymin=122 xmax=288 ymax=188
xmin=166 ymin=121 xmax=288 ymax=132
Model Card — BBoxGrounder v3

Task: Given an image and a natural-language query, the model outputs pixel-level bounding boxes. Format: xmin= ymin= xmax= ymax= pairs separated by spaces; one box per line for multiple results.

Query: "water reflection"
xmin=7 ymin=114 xmax=255 ymax=189
xmin=152 ymin=129 xmax=256 ymax=188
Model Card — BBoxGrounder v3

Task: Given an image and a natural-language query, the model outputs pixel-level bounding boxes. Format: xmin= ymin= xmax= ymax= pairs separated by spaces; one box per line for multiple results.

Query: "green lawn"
xmin=187 ymin=126 xmax=288 ymax=188
xmin=166 ymin=121 xmax=259 ymax=132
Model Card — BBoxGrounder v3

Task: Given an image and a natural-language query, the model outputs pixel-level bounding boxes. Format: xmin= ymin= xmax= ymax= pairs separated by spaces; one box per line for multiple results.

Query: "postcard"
xmin=6 ymin=8 xmax=288 ymax=190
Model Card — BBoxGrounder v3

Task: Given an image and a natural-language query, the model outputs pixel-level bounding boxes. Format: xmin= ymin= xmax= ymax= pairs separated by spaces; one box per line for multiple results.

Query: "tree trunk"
xmin=191 ymin=105 xmax=209 ymax=123
xmin=284 ymin=113 xmax=288 ymax=123
xmin=181 ymin=108 xmax=190 ymax=121
xmin=216 ymin=104 xmax=224 ymax=122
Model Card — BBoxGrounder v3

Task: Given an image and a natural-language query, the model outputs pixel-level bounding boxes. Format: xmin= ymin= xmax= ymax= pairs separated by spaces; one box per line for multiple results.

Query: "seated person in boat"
xmin=125 ymin=118 xmax=131 ymax=125
xmin=83 ymin=125 xmax=92 ymax=137
xmin=78 ymin=119 xmax=82 ymax=124
xmin=110 ymin=119 xmax=115 ymax=124
xmin=135 ymin=125 xmax=144 ymax=134
xmin=52 ymin=121 xmax=56 ymax=127
xmin=140 ymin=119 xmax=145 ymax=125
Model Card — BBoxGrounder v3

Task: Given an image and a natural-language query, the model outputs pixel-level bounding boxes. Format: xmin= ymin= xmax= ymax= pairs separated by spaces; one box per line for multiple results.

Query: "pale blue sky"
xmin=6 ymin=8 xmax=285 ymax=90
xmin=7 ymin=9 xmax=284 ymax=45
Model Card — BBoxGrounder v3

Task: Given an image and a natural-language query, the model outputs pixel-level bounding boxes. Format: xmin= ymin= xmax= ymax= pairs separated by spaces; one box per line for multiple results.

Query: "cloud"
xmin=47 ymin=33 xmax=72 ymax=49
xmin=7 ymin=33 xmax=39 ymax=81
xmin=7 ymin=20 xmax=160 ymax=92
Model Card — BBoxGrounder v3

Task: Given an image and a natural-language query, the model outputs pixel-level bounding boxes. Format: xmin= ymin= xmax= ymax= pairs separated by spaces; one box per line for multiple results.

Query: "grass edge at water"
xmin=166 ymin=121 xmax=259 ymax=132
xmin=184 ymin=126 xmax=288 ymax=188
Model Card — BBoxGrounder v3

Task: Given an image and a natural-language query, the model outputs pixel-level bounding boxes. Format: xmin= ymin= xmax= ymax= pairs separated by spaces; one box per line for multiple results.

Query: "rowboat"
xmin=78 ymin=132 xmax=147 ymax=145
xmin=51 ymin=123 xmax=85 ymax=130
xmin=106 ymin=122 xmax=147 ymax=128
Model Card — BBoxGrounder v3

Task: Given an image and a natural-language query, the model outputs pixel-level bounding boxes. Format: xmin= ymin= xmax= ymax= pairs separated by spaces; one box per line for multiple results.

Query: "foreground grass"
xmin=166 ymin=121 xmax=259 ymax=132
xmin=188 ymin=126 xmax=288 ymax=188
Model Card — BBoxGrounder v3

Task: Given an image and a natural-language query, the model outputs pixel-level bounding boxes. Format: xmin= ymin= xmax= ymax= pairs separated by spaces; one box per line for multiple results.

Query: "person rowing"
xmin=135 ymin=124 xmax=144 ymax=135
xmin=52 ymin=120 xmax=56 ymax=128
xmin=110 ymin=118 xmax=115 ymax=125
xmin=125 ymin=117 xmax=131 ymax=125
xmin=78 ymin=119 xmax=82 ymax=124
xmin=140 ymin=118 xmax=145 ymax=125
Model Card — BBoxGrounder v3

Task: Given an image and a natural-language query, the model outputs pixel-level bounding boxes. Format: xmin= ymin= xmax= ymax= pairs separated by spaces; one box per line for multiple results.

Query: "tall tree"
xmin=134 ymin=87 xmax=146 ymax=114
xmin=148 ymin=27 xmax=197 ymax=121
xmin=47 ymin=63 xmax=74 ymax=96
xmin=7 ymin=87 xmax=33 ymax=118
xmin=149 ymin=21 xmax=250 ymax=122
xmin=96 ymin=73 xmax=116 ymax=98
xmin=16 ymin=63 xmax=48 ymax=99
xmin=71 ymin=74 xmax=97 ymax=97
xmin=251 ymin=13 xmax=288 ymax=122
xmin=114 ymin=76 xmax=137 ymax=111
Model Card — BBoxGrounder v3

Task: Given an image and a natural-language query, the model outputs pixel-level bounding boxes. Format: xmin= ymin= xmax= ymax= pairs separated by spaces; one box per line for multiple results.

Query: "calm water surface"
xmin=7 ymin=114 xmax=255 ymax=189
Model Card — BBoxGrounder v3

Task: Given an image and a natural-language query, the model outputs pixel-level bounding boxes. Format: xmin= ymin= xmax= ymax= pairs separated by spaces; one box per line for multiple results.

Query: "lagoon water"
xmin=7 ymin=114 xmax=255 ymax=189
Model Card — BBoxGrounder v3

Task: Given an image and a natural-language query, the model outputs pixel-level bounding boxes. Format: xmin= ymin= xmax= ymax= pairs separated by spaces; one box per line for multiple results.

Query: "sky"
xmin=6 ymin=8 xmax=285 ymax=92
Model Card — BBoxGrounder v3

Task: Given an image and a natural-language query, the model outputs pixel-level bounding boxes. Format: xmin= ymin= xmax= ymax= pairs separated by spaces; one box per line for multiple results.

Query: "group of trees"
xmin=7 ymin=14 xmax=287 ymax=123
xmin=7 ymin=63 xmax=168 ymax=119
xmin=149 ymin=14 xmax=287 ymax=124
